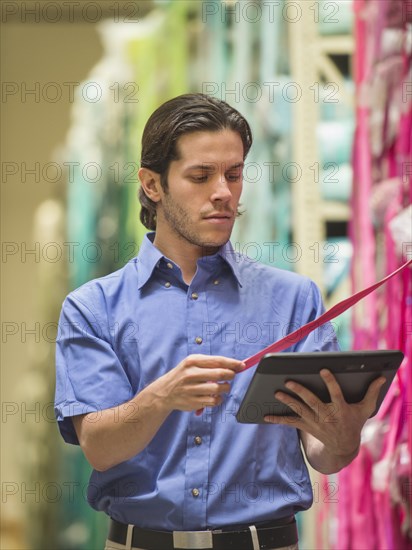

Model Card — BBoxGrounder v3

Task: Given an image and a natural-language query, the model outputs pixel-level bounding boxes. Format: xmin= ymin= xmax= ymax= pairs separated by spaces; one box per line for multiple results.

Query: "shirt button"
xmin=164 ymin=282 xmax=171 ymax=288
xmin=166 ymin=262 xmax=173 ymax=269
xmin=191 ymin=292 xmax=199 ymax=300
xmin=194 ymin=436 xmax=202 ymax=446
xmin=213 ymin=279 xmax=220 ymax=285
xmin=195 ymin=336 xmax=203 ymax=345
xmin=192 ymin=488 xmax=200 ymax=498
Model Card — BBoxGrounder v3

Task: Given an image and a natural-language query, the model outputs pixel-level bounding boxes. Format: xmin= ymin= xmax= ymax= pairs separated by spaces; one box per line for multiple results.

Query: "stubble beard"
xmin=161 ymin=193 xmax=233 ymax=254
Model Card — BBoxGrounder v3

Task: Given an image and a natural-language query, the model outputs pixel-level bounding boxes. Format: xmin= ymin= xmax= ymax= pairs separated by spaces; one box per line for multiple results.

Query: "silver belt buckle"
xmin=173 ymin=530 xmax=213 ymax=549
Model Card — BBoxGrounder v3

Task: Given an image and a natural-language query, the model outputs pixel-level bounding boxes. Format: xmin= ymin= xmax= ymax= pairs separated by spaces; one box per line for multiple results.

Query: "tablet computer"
xmin=236 ymin=350 xmax=404 ymax=424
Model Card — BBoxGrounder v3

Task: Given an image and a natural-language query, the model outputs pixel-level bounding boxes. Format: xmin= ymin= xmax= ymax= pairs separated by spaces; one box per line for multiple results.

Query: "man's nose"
xmin=210 ymin=176 xmax=232 ymax=202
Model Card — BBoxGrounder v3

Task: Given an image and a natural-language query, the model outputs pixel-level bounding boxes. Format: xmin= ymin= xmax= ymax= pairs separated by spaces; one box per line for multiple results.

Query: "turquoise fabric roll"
xmin=319 ymin=79 xmax=354 ymax=121
xmin=321 ymin=163 xmax=353 ymax=202
xmin=317 ymin=120 xmax=355 ymax=165
xmin=318 ymin=0 xmax=354 ymax=35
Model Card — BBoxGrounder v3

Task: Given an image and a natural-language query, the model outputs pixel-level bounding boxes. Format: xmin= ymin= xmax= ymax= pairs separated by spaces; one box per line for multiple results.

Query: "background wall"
xmin=2 ymin=13 xmax=102 ymax=550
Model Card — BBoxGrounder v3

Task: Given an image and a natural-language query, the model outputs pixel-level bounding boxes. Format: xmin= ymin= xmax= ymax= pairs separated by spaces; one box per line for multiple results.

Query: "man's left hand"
xmin=264 ymin=369 xmax=386 ymax=472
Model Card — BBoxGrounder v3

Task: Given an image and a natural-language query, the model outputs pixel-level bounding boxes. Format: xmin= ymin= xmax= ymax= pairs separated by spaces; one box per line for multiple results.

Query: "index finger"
xmin=186 ymin=354 xmax=246 ymax=372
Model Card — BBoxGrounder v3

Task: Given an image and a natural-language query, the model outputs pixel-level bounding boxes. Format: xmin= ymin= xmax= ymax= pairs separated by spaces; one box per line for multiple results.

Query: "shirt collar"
xmin=136 ymin=233 xmax=164 ymax=290
xmin=216 ymin=240 xmax=243 ymax=287
xmin=136 ymin=233 xmax=243 ymax=289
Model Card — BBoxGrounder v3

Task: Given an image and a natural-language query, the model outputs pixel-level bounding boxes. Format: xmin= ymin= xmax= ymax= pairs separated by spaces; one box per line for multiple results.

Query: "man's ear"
xmin=138 ymin=167 xmax=162 ymax=203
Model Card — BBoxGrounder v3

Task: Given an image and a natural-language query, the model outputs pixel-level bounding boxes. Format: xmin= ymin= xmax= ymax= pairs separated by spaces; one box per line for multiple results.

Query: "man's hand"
xmin=73 ymin=354 xmax=244 ymax=471
xmin=264 ymin=369 xmax=386 ymax=473
xmin=152 ymin=354 xmax=245 ymax=413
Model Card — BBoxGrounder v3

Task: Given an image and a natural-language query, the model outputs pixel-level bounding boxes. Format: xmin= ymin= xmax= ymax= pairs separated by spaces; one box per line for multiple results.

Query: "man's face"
xmin=156 ymin=129 xmax=244 ymax=252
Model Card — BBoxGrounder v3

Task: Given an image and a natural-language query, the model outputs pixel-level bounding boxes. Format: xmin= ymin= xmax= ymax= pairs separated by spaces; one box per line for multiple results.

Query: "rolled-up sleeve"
xmin=55 ymin=293 xmax=133 ymax=444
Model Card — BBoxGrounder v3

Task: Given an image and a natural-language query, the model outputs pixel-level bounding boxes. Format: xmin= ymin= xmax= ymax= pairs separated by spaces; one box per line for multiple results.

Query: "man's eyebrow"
xmin=226 ymin=162 xmax=244 ymax=170
xmin=184 ymin=162 xmax=244 ymax=172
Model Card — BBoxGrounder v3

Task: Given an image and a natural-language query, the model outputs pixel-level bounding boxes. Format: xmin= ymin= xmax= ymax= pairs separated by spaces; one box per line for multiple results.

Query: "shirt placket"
xmin=182 ymin=276 xmax=212 ymax=529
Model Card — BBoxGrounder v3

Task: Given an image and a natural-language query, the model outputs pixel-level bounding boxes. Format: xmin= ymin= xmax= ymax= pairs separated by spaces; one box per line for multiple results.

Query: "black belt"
xmin=108 ymin=516 xmax=298 ymax=550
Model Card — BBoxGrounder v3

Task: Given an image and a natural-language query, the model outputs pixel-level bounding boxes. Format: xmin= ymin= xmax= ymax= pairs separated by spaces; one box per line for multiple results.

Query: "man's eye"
xmin=191 ymin=175 xmax=208 ymax=183
xmin=227 ymin=173 xmax=242 ymax=182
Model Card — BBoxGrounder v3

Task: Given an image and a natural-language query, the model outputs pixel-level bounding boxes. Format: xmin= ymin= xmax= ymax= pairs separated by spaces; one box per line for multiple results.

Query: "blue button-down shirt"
xmin=55 ymin=233 xmax=338 ymax=530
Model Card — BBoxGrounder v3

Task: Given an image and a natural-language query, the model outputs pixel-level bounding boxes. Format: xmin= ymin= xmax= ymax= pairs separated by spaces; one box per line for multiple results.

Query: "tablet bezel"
xmin=235 ymin=350 xmax=404 ymax=424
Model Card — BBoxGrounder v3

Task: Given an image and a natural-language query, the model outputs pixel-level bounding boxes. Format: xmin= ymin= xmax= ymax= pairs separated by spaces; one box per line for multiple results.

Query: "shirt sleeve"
xmin=54 ymin=292 xmax=134 ymax=445
xmin=294 ymin=279 xmax=340 ymax=353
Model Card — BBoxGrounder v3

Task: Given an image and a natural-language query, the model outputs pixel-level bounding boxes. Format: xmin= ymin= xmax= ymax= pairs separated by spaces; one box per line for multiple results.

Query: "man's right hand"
xmin=152 ymin=354 xmax=245 ymax=412
xmin=73 ymin=354 xmax=244 ymax=471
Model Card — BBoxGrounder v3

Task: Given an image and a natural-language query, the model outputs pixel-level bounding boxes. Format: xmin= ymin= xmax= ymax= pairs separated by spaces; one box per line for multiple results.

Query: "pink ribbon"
xmin=195 ymin=258 xmax=411 ymax=415
xmin=243 ymin=258 xmax=411 ymax=370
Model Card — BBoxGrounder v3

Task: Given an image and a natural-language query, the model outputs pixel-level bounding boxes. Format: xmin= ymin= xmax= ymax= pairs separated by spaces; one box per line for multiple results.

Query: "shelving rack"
xmin=287 ymin=2 xmax=354 ymax=548
xmin=288 ymin=0 xmax=354 ymax=303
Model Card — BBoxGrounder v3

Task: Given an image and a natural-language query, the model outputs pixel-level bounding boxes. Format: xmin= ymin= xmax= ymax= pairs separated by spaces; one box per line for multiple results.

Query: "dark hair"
xmin=138 ymin=93 xmax=253 ymax=229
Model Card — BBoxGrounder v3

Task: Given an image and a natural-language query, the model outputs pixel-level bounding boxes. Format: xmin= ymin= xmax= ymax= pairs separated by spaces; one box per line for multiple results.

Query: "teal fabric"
xmin=318 ymin=0 xmax=354 ymax=35
xmin=321 ymin=163 xmax=353 ymax=202
xmin=317 ymin=120 xmax=355 ymax=165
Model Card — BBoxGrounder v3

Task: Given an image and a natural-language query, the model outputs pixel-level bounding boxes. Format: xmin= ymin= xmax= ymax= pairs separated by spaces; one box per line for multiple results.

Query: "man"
xmin=55 ymin=94 xmax=385 ymax=550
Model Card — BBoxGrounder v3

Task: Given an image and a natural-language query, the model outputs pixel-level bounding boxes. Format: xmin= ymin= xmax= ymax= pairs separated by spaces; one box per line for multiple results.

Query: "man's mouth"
xmin=203 ymin=211 xmax=233 ymax=220
xmin=203 ymin=214 xmax=234 ymax=226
